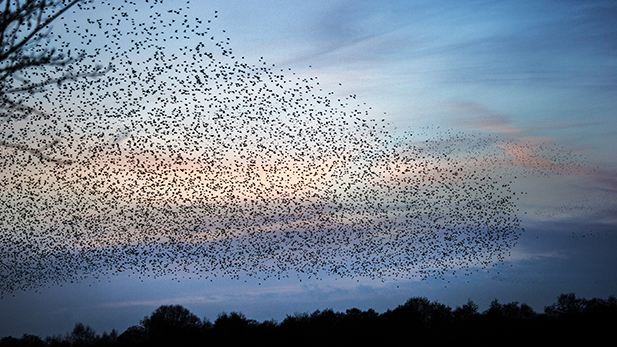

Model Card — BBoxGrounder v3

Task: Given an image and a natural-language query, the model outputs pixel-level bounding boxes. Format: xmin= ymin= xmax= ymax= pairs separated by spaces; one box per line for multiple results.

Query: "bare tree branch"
xmin=0 ymin=0 xmax=110 ymax=163
xmin=0 ymin=138 xmax=72 ymax=164
xmin=0 ymin=0 xmax=81 ymax=61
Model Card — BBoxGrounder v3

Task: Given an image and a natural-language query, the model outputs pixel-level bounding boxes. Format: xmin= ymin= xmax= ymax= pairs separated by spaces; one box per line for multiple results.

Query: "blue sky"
xmin=1 ymin=0 xmax=616 ymax=338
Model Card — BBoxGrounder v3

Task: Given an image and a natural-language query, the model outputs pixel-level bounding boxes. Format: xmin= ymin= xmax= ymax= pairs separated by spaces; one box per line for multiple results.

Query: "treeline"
xmin=2 ymin=293 xmax=616 ymax=346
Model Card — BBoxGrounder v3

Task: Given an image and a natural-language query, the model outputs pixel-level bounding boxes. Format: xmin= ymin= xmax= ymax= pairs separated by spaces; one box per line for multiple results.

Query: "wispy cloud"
xmin=447 ymin=101 xmax=522 ymax=135
xmin=98 ymin=284 xmax=303 ymax=309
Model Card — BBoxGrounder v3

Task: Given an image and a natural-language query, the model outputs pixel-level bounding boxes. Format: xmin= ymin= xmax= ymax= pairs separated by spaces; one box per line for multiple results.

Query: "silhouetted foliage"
xmin=211 ymin=311 xmax=258 ymax=344
xmin=116 ymin=326 xmax=144 ymax=347
xmin=0 ymin=334 xmax=44 ymax=347
xmin=66 ymin=323 xmax=96 ymax=347
xmin=485 ymin=299 xmax=537 ymax=320
xmin=139 ymin=305 xmax=202 ymax=346
xmin=453 ymin=299 xmax=480 ymax=321
xmin=42 ymin=335 xmax=69 ymax=347
xmin=96 ymin=330 xmax=117 ymax=347
xmin=541 ymin=293 xmax=617 ymax=343
xmin=213 ymin=311 xmax=256 ymax=332
xmin=544 ymin=293 xmax=586 ymax=318
xmin=2 ymin=294 xmax=617 ymax=346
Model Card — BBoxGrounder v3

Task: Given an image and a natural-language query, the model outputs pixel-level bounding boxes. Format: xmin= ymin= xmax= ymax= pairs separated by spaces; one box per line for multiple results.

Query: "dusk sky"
xmin=1 ymin=0 xmax=616 ymax=338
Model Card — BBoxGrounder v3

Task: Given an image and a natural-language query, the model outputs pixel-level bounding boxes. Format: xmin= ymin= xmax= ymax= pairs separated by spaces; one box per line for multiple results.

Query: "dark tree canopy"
xmin=67 ymin=323 xmax=96 ymax=347
xmin=2 ymin=295 xmax=617 ymax=346
xmin=139 ymin=304 xmax=203 ymax=344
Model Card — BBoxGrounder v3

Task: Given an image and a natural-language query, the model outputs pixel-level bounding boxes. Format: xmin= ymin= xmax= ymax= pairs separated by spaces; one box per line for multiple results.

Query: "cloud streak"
xmin=448 ymin=101 xmax=521 ymax=135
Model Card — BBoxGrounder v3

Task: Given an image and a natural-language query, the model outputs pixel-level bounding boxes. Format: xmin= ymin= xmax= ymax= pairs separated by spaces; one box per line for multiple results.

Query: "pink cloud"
xmin=448 ymin=100 xmax=522 ymax=135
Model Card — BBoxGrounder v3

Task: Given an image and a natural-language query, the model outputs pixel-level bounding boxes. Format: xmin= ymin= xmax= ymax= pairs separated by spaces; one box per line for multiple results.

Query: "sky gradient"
xmin=1 ymin=0 xmax=616 ymax=338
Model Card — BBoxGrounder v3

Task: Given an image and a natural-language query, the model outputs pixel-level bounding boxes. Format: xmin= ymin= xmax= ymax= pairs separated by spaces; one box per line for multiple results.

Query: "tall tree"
xmin=67 ymin=322 xmax=98 ymax=347
xmin=0 ymin=0 xmax=108 ymax=159
xmin=140 ymin=305 xmax=203 ymax=346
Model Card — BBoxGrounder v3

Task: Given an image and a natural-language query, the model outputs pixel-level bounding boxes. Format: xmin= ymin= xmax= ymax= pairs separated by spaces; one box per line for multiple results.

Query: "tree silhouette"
xmin=453 ymin=299 xmax=480 ymax=321
xmin=67 ymin=323 xmax=97 ymax=347
xmin=212 ymin=311 xmax=258 ymax=344
xmin=98 ymin=330 xmax=118 ymax=347
xmin=139 ymin=305 xmax=202 ymax=346
xmin=0 ymin=334 xmax=45 ymax=347
xmin=2 ymin=294 xmax=617 ymax=346
xmin=0 ymin=0 xmax=109 ymax=161
xmin=43 ymin=334 xmax=70 ymax=347
xmin=116 ymin=325 xmax=145 ymax=347
xmin=0 ymin=0 xmax=108 ymax=118
xmin=384 ymin=296 xmax=453 ymax=330
xmin=544 ymin=293 xmax=585 ymax=318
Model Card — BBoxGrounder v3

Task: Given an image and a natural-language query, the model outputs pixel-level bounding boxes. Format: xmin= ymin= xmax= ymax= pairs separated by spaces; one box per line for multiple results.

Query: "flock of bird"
xmin=0 ymin=0 xmax=582 ymax=296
